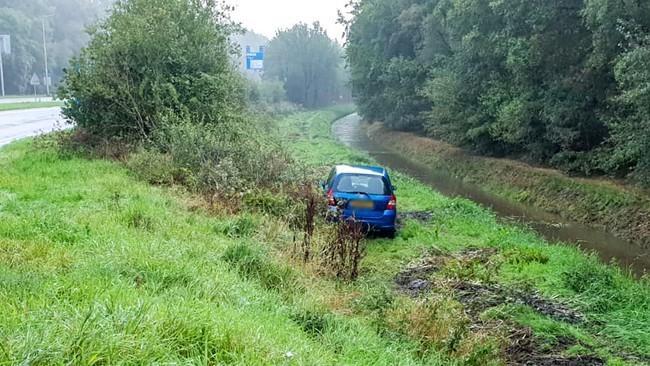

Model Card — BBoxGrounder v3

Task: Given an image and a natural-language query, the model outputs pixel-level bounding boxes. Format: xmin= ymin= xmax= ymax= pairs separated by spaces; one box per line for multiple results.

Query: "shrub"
xmin=59 ymin=0 xmax=245 ymax=141
xmin=126 ymin=150 xmax=178 ymax=185
xmin=152 ymin=117 xmax=294 ymax=196
xmin=243 ymin=190 xmax=292 ymax=217
xmin=57 ymin=0 xmax=297 ymax=198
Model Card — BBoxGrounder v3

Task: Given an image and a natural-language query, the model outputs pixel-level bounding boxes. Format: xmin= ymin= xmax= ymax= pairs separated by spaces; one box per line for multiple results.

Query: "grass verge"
xmin=0 ymin=101 xmax=64 ymax=112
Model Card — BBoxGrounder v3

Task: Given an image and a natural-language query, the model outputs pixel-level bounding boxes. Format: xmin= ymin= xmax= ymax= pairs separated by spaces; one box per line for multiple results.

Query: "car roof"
xmin=334 ymin=165 xmax=388 ymax=177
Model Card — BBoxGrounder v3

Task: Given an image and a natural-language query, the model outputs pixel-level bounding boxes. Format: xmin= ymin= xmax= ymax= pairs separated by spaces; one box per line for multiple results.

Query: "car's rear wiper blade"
xmin=347 ymin=191 xmax=371 ymax=197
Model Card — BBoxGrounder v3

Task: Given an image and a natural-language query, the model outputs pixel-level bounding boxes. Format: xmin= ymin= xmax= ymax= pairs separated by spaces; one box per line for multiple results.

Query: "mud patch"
xmin=394 ymin=253 xmax=446 ymax=297
xmin=453 ymin=282 xmax=584 ymax=324
xmin=397 ymin=211 xmax=435 ymax=226
xmin=395 ymin=248 xmax=583 ymax=324
xmin=506 ymin=327 xmax=604 ymax=366
xmin=394 ymin=247 xmax=496 ymax=297
xmin=394 ymin=248 xmax=601 ymax=365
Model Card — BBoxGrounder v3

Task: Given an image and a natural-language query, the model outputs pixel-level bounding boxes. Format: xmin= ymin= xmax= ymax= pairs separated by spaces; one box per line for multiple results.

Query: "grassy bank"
xmin=366 ymin=123 xmax=650 ymax=249
xmin=0 ymin=107 xmax=649 ymax=365
xmin=0 ymin=101 xmax=63 ymax=112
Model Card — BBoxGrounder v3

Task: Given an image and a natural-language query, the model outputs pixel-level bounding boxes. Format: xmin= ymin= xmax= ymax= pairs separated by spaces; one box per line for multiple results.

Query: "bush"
xmin=243 ymin=190 xmax=292 ymax=217
xmin=56 ymin=0 xmax=297 ymax=198
xmin=150 ymin=116 xmax=294 ymax=196
xmin=59 ymin=0 xmax=245 ymax=141
xmin=126 ymin=150 xmax=178 ymax=185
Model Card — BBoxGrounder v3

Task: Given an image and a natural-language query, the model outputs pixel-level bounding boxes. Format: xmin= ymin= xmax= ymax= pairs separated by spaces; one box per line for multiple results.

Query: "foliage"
xmin=151 ymin=120 xmax=293 ymax=195
xmin=343 ymin=0 xmax=650 ymax=184
xmin=605 ymin=30 xmax=650 ymax=184
xmin=58 ymin=0 xmax=245 ymax=140
xmin=265 ymin=23 xmax=349 ymax=108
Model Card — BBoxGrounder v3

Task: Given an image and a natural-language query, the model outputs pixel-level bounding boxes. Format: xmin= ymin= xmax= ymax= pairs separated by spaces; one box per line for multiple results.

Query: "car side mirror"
xmin=319 ymin=181 xmax=326 ymax=190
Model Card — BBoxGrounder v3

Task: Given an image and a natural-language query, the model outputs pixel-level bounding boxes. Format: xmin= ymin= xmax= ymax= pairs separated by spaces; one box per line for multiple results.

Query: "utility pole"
xmin=0 ymin=49 xmax=4 ymax=97
xmin=41 ymin=17 xmax=50 ymax=96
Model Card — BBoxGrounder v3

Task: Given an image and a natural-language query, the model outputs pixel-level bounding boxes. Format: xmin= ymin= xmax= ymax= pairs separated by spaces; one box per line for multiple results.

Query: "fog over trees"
xmin=265 ymin=23 xmax=350 ymax=108
xmin=0 ymin=0 xmax=111 ymax=94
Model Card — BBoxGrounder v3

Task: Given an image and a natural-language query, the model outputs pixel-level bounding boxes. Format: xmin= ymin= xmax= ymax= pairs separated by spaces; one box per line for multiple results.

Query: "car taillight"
xmin=387 ymin=194 xmax=397 ymax=210
xmin=327 ymin=188 xmax=336 ymax=206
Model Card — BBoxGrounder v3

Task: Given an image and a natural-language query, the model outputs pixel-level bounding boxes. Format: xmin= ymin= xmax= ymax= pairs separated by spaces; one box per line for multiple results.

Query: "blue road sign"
xmin=246 ymin=46 xmax=265 ymax=71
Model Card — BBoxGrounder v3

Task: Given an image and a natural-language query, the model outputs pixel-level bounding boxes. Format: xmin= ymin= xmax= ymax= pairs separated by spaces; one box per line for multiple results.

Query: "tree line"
xmin=0 ymin=0 xmax=110 ymax=94
xmin=344 ymin=0 xmax=650 ymax=185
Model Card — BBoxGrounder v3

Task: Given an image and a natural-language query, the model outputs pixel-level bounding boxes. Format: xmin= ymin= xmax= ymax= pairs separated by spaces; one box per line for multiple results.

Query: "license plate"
xmin=350 ymin=200 xmax=374 ymax=209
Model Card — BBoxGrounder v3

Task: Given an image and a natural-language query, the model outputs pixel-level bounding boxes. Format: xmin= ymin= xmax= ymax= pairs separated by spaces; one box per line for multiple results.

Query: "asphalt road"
xmin=0 ymin=107 xmax=66 ymax=147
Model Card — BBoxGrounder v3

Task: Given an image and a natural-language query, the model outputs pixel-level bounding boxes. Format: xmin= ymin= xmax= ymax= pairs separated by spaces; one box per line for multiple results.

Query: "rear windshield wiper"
xmin=346 ymin=191 xmax=371 ymax=197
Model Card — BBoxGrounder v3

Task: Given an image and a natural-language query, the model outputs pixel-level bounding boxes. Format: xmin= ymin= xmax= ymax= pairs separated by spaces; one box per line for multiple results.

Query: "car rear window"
xmin=335 ymin=174 xmax=389 ymax=195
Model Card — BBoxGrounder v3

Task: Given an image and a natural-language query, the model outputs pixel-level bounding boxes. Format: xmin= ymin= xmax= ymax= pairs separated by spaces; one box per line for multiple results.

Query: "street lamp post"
xmin=0 ymin=48 xmax=4 ymax=97
xmin=0 ymin=34 xmax=9 ymax=97
xmin=41 ymin=15 xmax=54 ymax=96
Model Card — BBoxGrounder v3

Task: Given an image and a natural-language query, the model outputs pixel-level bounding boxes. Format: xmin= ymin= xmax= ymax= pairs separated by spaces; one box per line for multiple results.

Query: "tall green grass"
xmin=0 ymin=139 xmax=451 ymax=365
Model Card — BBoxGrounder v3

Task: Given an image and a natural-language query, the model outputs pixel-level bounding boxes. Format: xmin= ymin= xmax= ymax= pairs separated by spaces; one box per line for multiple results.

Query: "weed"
xmin=504 ymin=246 xmax=550 ymax=265
xmin=290 ymin=310 xmax=330 ymax=337
xmin=399 ymin=220 xmax=424 ymax=240
xmin=322 ymin=219 xmax=366 ymax=281
xmin=440 ymin=248 xmax=502 ymax=283
xmin=355 ymin=283 xmax=395 ymax=313
xmin=291 ymin=183 xmax=324 ymax=263
xmin=385 ymin=295 xmax=498 ymax=361
xmin=122 ymin=206 xmax=156 ymax=231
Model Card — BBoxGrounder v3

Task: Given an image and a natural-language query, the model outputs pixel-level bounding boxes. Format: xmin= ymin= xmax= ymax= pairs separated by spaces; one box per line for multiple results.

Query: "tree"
xmin=265 ymin=23 xmax=346 ymax=108
xmin=344 ymin=0 xmax=650 ymax=183
xmin=58 ymin=0 xmax=245 ymax=140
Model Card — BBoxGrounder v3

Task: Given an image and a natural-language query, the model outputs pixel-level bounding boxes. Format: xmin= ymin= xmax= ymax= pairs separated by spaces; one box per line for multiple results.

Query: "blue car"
xmin=322 ymin=165 xmax=397 ymax=237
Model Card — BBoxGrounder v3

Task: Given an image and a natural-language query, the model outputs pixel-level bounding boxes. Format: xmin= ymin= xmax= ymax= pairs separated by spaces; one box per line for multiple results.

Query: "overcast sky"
xmin=231 ymin=0 xmax=349 ymax=41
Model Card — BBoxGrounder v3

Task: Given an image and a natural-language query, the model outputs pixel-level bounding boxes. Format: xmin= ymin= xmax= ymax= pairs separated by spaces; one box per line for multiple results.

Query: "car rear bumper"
xmin=330 ymin=208 xmax=397 ymax=230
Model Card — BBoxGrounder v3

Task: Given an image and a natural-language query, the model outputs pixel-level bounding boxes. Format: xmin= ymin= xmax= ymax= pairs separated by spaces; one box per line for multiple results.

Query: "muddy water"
xmin=332 ymin=114 xmax=649 ymax=276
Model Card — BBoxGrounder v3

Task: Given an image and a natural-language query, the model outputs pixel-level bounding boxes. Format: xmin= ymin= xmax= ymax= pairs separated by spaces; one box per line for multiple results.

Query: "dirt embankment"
xmin=367 ymin=123 xmax=650 ymax=249
xmin=395 ymin=246 xmax=607 ymax=365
